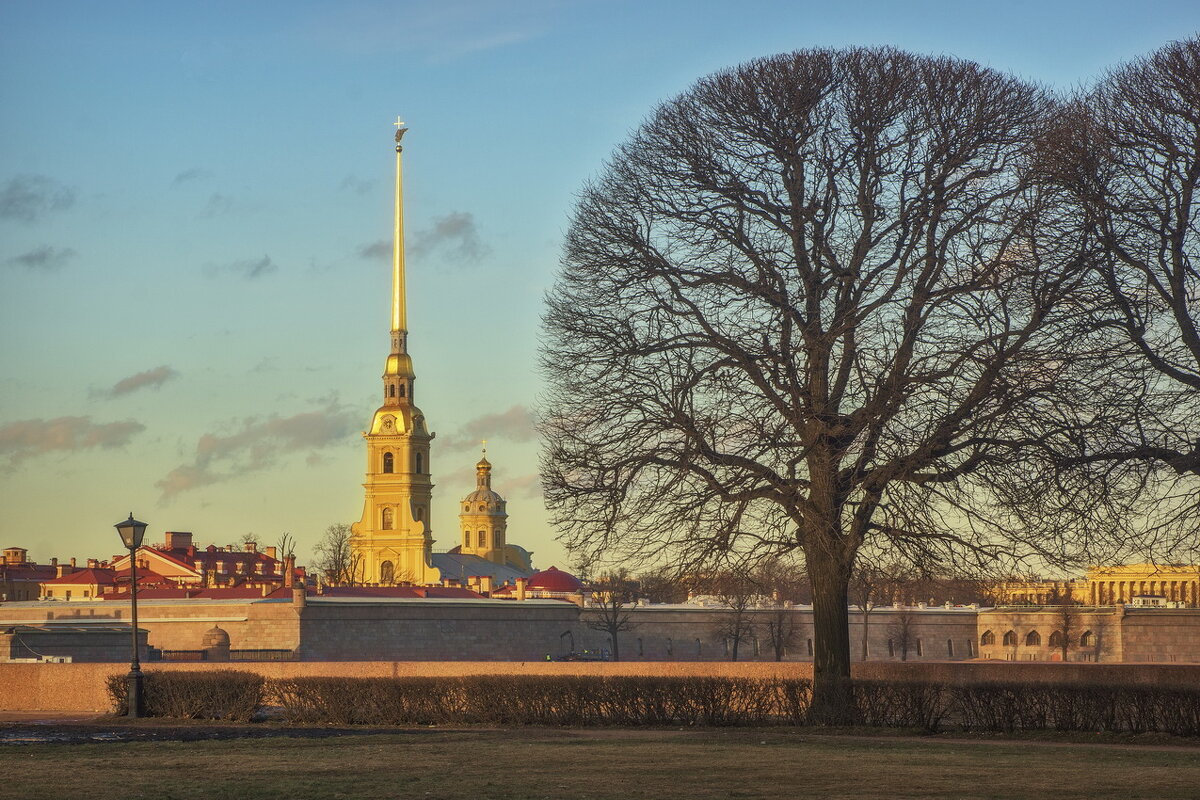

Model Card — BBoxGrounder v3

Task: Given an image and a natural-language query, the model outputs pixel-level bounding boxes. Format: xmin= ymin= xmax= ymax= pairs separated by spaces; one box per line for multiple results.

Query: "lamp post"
xmin=114 ymin=513 xmax=148 ymax=717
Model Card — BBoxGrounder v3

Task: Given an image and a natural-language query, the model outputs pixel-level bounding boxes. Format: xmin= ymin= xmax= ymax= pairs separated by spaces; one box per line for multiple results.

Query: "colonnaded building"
xmin=348 ymin=121 xmax=533 ymax=588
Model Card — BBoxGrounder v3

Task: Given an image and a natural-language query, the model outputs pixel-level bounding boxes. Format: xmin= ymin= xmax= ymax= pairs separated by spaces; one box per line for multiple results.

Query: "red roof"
xmin=526 ymin=566 xmax=582 ymax=593
xmin=41 ymin=567 xmax=116 ymax=585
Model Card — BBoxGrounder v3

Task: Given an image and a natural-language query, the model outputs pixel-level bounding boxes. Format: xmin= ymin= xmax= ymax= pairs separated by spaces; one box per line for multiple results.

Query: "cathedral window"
xmin=383 ymin=453 xmax=394 ymax=473
xmin=479 ymin=504 xmax=485 ymax=511
xmin=399 ymin=384 xmax=406 ymax=397
xmin=465 ymin=533 xmax=471 ymax=547
xmin=382 ymin=508 xmax=394 ymax=530
xmin=1080 ymin=630 xmax=1095 ymax=647
xmin=380 ymin=561 xmax=394 ymax=584
xmin=415 ymin=507 xmax=424 ymax=522
xmin=389 ymin=384 xmax=395 ymax=398
xmin=980 ymin=630 xmax=995 ymax=646
xmin=1049 ymin=630 xmax=1065 ymax=648
xmin=415 ymin=452 xmax=423 ymax=474
xmin=1025 ymin=630 xmax=1041 ymax=647
xmin=478 ymin=531 xmax=486 ymax=548
xmin=1003 ymin=630 xmax=1017 ymax=646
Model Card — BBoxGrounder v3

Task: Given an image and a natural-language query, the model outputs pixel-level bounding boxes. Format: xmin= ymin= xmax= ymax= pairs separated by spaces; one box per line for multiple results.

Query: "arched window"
xmin=478 ymin=531 xmax=486 ymax=547
xmin=415 ymin=506 xmax=424 ymax=523
xmin=1048 ymin=630 xmax=1065 ymax=648
xmin=381 ymin=507 xmax=394 ymax=530
xmin=479 ymin=504 xmax=485 ymax=511
xmin=981 ymin=630 xmax=995 ymax=646
xmin=887 ymin=639 xmax=894 ymax=657
xmin=915 ymin=639 xmax=923 ymax=657
xmin=415 ymin=452 xmax=423 ymax=474
xmin=464 ymin=504 xmax=470 ymax=512
xmin=666 ymin=637 xmax=673 ymax=656
xmin=380 ymin=561 xmax=394 ymax=584
xmin=382 ymin=452 xmax=394 ymax=473
xmin=1002 ymin=630 xmax=1017 ymax=646
xmin=808 ymin=638 xmax=815 ymax=657
xmin=399 ymin=384 xmax=406 ymax=398
xmin=1025 ymin=630 xmax=1041 ymax=647
xmin=637 ymin=638 xmax=644 ymax=656
xmin=947 ymin=639 xmax=954 ymax=657
xmin=1079 ymin=630 xmax=1095 ymax=647
xmin=464 ymin=533 xmax=471 ymax=547
xmin=389 ymin=384 xmax=395 ymax=398
xmin=695 ymin=638 xmax=702 ymax=655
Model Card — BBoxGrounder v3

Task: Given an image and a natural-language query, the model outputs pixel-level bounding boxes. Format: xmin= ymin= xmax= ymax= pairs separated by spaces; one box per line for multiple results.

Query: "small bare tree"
xmin=886 ymin=608 xmax=918 ymax=662
xmin=706 ymin=568 xmax=760 ymax=661
xmin=314 ymin=523 xmax=362 ymax=586
xmin=275 ymin=532 xmax=296 ymax=560
xmin=1048 ymin=588 xmax=1079 ymax=662
xmin=586 ymin=571 xmax=638 ymax=661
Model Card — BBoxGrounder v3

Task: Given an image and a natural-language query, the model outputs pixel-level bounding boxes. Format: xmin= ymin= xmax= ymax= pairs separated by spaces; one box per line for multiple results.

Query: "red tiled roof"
xmin=41 ymin=568 xmax=117 ymax=585
xmin=527 ymin=566 xmax=582 ymax=593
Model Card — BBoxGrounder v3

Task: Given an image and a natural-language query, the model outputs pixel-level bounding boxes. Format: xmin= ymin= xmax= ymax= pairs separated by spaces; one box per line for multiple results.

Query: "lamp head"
xmin=114 ymin=513 xmax=148 ymax=550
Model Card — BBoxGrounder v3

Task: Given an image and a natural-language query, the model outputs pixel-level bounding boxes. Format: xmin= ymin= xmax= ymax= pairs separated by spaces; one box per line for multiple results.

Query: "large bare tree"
xmin=1043 ymin=36 xmax=1200 ymax=560
xmin=540 ymin=47 xmax=1086 ymax=720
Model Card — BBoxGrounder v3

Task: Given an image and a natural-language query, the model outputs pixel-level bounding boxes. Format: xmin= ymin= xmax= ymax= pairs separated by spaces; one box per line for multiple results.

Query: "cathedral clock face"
xmin=381 ymin=415 xmax=396 ymax=433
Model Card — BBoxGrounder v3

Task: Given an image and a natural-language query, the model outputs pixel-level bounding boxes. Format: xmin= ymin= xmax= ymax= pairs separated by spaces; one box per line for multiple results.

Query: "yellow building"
xmin=350 ymin=121 xmax=440 ymax=586
xmin=457 ymin=452 xmax=533 ymax=573
xmin=991 ymin=564 xmax=1200 ymax=607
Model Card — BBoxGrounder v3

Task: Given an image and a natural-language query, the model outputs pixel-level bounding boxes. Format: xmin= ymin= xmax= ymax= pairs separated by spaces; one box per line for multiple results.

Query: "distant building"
xmin=0 ymin=547 xmax=56 ymax=602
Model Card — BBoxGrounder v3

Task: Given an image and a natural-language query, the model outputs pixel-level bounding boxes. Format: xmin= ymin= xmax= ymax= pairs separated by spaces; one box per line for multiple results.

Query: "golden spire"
xmin=392 ymin=116 xmax=408 ymax=339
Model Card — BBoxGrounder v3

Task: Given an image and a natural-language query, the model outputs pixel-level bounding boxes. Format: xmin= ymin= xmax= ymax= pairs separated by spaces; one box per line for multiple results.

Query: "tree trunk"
xmin=807 ymin=551 xmax=854 ymax=724
xmin=610 ymin=631 xmax=620 ymax=662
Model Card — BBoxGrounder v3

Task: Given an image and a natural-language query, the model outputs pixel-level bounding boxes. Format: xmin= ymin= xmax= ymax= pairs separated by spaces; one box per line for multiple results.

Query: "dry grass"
xmin=4 ymin=727 xmax=1200 ymax=800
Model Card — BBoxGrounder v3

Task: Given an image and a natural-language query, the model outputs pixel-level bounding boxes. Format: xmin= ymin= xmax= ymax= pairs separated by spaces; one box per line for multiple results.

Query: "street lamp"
xmin=114 ymin=513 xmax=148 ymax=717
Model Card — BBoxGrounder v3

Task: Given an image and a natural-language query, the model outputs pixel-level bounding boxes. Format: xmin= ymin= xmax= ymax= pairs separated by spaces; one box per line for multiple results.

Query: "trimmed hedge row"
xmin=105 ymin=673 xmax=1200 ymax=735
xmin=105 ymin=670 xmax=264 ymax=721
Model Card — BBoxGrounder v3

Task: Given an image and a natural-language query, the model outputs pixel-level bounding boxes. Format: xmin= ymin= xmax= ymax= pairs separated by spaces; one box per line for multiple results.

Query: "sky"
xmin=2 ymin=0 xmax=1198 ymax=571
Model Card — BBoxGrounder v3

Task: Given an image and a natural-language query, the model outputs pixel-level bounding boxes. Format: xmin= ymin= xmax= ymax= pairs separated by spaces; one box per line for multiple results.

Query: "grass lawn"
xmin=3 ymin=727 xmax=1199 ymax=800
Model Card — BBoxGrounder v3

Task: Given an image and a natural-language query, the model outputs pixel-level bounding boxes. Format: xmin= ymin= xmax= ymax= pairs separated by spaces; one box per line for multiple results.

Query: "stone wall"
xmin=577 ymin=605 xmax=981 ymax=662
xmin=296 ymin=598 xmax=580 ymax=660
xmin=1121 ymin=608 xmax=1200 ymax=662
xmin=5 ymin=659 xmax=1200 ymax=713
xmin=976 ymin=607 xmax=1123 ymax=662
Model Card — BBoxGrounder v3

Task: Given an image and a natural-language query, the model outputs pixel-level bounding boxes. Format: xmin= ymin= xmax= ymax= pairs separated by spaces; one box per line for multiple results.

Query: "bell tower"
xmin=349 ymin=119 xmax=440 ymax=586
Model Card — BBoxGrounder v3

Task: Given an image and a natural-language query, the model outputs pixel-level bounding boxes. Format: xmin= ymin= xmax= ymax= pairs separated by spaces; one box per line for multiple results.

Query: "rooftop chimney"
xmin=243 ymin=542 xmax=257 ymax=553
xmin=265 ymin=546 xmax=277 ymax=560
xmin=164 ymin=531 xmax=193 ymax=550
xmin=284 ymin=555 xmax=296 ymax=589
xmin=516 ymin=577 xmax=527 ymax=602
xmin=70 ymin=557 xmax=76 ymax=568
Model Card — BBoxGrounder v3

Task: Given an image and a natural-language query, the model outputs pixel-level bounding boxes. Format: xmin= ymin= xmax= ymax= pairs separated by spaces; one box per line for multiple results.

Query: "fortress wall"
xmin=0 ymin=599 xmax=299 ymax=652
xmin=1121 ymin=608 xmax=1200 ymax=662
xmin=577 ymin=606 xmax=981 ymax=662
xmin=296 ymin=600 xmax=580 ymax=661
xmin=5 ymin=659 xmax=1200 ymax=713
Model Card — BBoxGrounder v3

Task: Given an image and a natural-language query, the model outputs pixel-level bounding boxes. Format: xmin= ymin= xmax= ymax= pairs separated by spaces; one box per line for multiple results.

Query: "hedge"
xmin=104 ymin=672 xmax=1200 ymax=735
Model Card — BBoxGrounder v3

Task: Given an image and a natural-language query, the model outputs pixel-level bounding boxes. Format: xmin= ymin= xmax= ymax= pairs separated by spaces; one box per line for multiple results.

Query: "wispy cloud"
xmin=0 ymin=416 xmax=145 ymax=467
xmin=340 ymin=175 xmax=375 ymax=195
xmin=409 ymin=211 xmax=489 ymax=264
xmin=292 ymin=1 xmax=553 ymax=62
xmin=156 ymin=402 xmax=358 ymax=499
xmin=200 ymin=193 xmax=234 ymax=218
xmin=497 ymin=472 xmax=543 ymax=500
xmin=172 ymin=167 xmax=212 ymax=187
xmin=441 ymin=405 xmax=536 ymax=452
xmin=0 ymin=175 xmax=75 ymax=223
xmin=205 ymin=254 xmax=278 ymax=280
xmin=94 ymin=366 xmax=179 ymax=399
xmin=357 ymin=240 xmax=391 ymax=261
xmin=5 ymin=245 xmax=76 ymax=271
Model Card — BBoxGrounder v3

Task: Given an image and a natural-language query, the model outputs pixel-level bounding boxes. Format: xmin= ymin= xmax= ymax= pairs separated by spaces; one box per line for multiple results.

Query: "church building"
xmin=349 ymin=121 xmax=533 ymax=588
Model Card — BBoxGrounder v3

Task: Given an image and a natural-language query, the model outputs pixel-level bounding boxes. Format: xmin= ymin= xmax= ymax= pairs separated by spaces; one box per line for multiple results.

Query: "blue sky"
xmin=2 ymin=0 xmax=1197 ymax=570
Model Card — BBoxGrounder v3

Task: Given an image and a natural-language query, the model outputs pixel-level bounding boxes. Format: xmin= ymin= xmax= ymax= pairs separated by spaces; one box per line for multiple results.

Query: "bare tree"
xmin=886 ymin=608 xmax=918 ymax=662
xmin=541 ymin=47 xmax=1080 ymax=720
xmin=1042 ymin=36 xmax=1200 ymax=561
xmin=1047 ymin=588 xmax=1079 ymax=662
xmin=756 ymin=557 xmax=805 ymax=660
xmin=849 ymin=558 xmax=910 ymax=661
xmin=313 ymin=523 xmax=362 ymax=586
xmin=585 ymin=571 xmax=638 ymax=661
xmin=706 ymin=567 xmax=760 ymax=661
xmin=634 ymin=568 xmax=689 ymax=604
xmin=275 ymin=532 xmax=296 ymax=561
